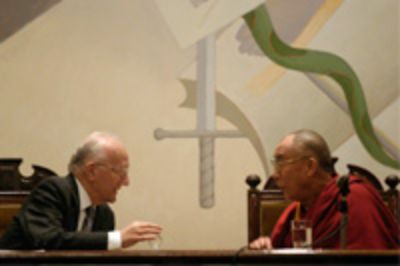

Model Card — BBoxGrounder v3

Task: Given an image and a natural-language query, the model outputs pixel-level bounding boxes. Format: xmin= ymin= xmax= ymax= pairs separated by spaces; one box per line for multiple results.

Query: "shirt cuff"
xmin=107 ymin=230 xmax=122 ymax=250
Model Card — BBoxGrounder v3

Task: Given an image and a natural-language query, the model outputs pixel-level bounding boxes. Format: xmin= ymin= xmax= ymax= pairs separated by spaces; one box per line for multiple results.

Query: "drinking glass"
xmin=291 ymin=219 xmax=312 ymax=249
xmin=148 ymin=235 xmax=162 ymax=250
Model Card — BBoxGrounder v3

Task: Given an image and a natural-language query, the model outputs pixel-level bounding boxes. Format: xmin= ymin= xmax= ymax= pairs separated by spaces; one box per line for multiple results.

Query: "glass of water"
xmin=291 ymin=219 xmax=312 ymax=249
xmin=148 ymin=235 xmax=162 ymax=250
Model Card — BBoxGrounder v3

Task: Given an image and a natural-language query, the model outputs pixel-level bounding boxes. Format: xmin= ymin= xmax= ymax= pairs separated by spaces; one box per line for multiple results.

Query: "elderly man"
xmin=0 ymin=132 xmax=161 ymax=250
xmin=250 ymin=129 xmax=398 ymax=249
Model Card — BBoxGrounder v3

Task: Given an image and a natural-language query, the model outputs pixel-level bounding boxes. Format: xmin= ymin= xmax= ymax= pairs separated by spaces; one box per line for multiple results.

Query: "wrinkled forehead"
xmin=102 ymin=140 xmax=129 ymax=165
xmin=274 ymin=134 xmax=297 ymax=159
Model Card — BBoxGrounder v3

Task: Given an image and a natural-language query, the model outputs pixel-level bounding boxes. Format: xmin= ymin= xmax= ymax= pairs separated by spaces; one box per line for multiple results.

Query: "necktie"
xmin=81 ymin=206 xmax=95 ymax=232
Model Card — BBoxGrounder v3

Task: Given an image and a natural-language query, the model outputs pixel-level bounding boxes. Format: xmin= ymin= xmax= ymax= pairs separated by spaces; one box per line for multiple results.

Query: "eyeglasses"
xmin=97 ymin=163 xmax=129 ymax=179
xmin=270 ymin=156 xmax=310 ymax=170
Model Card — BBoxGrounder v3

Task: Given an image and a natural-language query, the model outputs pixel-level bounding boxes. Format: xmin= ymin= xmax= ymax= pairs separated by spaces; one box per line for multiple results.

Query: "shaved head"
xmin=289 ymin=129 xmax=332 ymax=173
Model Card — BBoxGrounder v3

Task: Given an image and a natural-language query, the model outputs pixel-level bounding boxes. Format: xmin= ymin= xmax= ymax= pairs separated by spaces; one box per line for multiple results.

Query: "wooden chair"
xmin=0 ymin=158 xmax=57 ymax=237
xmin=246 ymin=165 xmax=400 ymax=244
xmin=347 ymin=164 xmax=399 ymax=223
xmin=246 ymin=174 xmax=288 ymax=243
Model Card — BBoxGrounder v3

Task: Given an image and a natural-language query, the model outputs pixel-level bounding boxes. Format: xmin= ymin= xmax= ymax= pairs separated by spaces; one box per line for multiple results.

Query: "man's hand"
xmin=249 ymin=236 xmax=272 ymax=250
xmin=121 ymin=221 xmax=162 ymax=248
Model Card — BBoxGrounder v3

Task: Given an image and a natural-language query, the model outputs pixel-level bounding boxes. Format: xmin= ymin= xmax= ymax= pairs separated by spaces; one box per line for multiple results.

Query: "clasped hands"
xmin=121 ymin=221 xmax=162 ymax=248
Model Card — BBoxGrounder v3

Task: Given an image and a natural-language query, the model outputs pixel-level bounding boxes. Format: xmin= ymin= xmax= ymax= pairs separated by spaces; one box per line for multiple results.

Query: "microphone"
xmin=232 ymin=244 xmax=249 ymax=266
xmin=337 ymin=174 xmax=350 ymax=197
xmin=313 ymin=175 xmax=352 ymax=248
xmin=336 ymin=174 xmax=350 ymax=249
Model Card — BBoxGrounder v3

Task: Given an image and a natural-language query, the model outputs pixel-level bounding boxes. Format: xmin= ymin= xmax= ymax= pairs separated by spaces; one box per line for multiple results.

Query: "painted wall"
xmin=0 ymin=0 xmax=398 ymax=249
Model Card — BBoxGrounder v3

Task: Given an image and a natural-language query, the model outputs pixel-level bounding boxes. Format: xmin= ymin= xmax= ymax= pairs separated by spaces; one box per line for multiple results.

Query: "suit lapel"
xmin=66 ymin=175 xmax=80 ymax=231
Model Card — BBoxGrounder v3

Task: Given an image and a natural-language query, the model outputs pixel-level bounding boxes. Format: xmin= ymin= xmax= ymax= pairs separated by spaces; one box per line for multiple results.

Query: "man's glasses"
xmin=270 ymin=156 xmax=310 ymax=170
xmin=97 ymin=163 xmax=129 ymax=179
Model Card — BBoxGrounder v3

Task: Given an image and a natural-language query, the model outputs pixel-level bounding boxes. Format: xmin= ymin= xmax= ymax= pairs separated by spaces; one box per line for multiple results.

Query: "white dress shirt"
xmin=75 ymin=178 xmax=122 ymax=250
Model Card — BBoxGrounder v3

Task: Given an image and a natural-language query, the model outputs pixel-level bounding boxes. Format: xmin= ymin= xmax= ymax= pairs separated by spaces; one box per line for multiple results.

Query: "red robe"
xmin=271 ymin=175 xmax=399 ymax=249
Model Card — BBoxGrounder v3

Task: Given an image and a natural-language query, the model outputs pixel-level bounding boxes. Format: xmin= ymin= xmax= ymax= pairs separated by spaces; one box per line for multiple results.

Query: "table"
xmin=0 ymin=249 xmax=399 ymax=265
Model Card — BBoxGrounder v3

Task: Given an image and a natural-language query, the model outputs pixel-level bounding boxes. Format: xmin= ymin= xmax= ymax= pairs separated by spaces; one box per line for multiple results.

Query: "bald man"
xmin=250 ymin=129 xmax=398 ymax=250
xmin=0 ymin=132 xmax=161 ymax=250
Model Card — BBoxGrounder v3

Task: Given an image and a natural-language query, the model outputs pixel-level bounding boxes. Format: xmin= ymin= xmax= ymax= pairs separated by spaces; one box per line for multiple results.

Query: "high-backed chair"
xmin=246 ymin=166 xmax=399 ymax=244
xmin=347 ymin=164 xmax=399 ymax=223
xmin=0 ymin=158 xmax=57 ymax=237
xmin=246 ymin=174 xmax=288 ymax=243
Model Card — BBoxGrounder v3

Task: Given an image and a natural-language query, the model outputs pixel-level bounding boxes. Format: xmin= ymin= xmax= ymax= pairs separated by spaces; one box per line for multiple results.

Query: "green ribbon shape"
xmin=243 ymin=5 xmax=399 ymax=169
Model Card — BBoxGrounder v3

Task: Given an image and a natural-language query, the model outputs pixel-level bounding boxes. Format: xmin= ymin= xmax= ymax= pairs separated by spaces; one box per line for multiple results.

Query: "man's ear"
xmin=306 ymin=157 xmax=318 ymax=177
xmin=84 ymin=161 xmax=97 ymax=181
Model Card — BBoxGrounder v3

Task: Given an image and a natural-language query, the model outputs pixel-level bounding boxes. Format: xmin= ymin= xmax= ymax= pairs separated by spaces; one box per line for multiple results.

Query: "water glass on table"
xmin=291 ymin=219 xmax=312 ymax=249
xmin=148 ymin=235 xmax=162 ymax=250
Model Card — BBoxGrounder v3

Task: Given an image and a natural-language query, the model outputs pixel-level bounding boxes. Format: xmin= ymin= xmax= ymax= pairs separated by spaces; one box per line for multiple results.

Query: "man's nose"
xmin=271 ymin=172 xmax=279 ymax=181
xmin=121 ymin=175 xmax=130 ymax=186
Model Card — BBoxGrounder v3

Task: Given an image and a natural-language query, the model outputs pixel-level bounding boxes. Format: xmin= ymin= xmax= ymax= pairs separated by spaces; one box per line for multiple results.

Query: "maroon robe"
xmin=271 ymin=175 xmax=399 ymax=249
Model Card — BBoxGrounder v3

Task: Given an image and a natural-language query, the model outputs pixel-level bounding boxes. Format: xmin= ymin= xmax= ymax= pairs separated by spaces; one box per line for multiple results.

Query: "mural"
xmin=244 ymin=4 xmax=399 ymax=169
xmin=155 ymin=0 xmax=400 ymax=208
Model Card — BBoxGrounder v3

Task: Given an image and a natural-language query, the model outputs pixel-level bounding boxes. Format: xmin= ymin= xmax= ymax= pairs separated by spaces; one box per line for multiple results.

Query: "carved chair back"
xmin=0 ymin=158 xmax=57 ymax=237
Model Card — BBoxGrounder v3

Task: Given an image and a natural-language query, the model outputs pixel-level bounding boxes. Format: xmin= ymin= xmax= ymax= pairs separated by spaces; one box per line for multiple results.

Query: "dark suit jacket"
xmin=0 ymin=175 xmax=115 ymax=250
